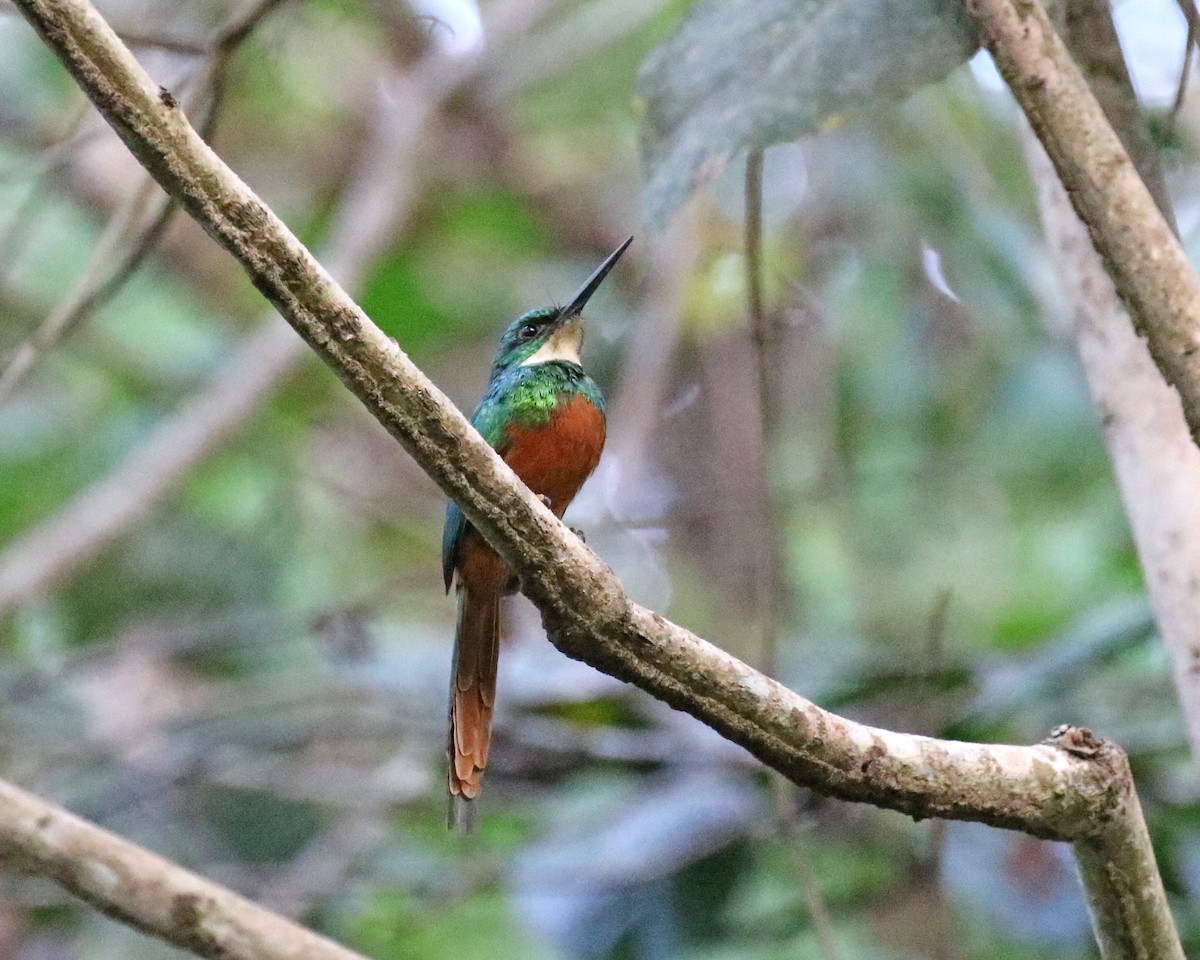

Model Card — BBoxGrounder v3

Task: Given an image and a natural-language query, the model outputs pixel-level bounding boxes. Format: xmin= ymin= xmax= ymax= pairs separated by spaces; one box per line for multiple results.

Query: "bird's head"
xmin=492 ymin=236 xmax=632 ymax=373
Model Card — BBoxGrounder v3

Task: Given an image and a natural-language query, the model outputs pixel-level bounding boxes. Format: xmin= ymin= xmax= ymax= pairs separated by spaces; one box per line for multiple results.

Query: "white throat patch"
xmin=521 ymin=318 xmax=583 ymax=366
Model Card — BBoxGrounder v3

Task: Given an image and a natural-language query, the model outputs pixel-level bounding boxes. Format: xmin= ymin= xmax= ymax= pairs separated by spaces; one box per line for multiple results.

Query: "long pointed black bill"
xmin=558 ymin=235 xmax=633 ymax=320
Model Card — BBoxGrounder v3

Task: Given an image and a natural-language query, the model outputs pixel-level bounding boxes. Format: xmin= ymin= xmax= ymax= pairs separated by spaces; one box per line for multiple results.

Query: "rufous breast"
xmin=501 ymin=393 xmax=605 ymax=516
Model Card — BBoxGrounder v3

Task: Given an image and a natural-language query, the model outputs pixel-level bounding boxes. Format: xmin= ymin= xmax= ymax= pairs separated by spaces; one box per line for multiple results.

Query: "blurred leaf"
xmin=343 ymin=888 xmax=557 ymax=960
xmin=197 ymin=784 xmax=325 ymax=862
xmin=360 ymin=186 xmax=549 ymax=350
xmin=535 ymin=694 xmax=653 ymax=730
xmin=724 ymin=840 xmax=899 ymax=936
xmin=636 ymin=0 xmax=979 ymax=227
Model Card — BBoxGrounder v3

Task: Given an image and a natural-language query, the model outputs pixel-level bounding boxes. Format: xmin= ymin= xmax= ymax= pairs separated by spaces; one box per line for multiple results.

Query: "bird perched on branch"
xmin=441 ymin=237 xmax=633 ymax=831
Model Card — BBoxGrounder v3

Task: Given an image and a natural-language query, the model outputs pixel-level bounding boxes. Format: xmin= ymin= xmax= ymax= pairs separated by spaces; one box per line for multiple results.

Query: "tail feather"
xmin=447 ymin=584 xmax=500 ymax=830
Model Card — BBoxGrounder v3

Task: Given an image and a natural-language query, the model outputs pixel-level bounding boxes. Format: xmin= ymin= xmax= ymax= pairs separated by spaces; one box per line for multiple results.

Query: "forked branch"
xmin=968 ymin=0 xmax=1200 ymax=444
xmin=2 ymin=1 xmax=1184 ymax=958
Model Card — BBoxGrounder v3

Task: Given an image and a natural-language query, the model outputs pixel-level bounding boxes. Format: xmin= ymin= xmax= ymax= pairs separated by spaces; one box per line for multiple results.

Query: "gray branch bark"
xmin=2 ymin=0 xmax=1184 ymax=958
xmin=1026 ymin=0 xmax=1200 ymax=769
xmin=0 ymin=2 xmax=549 ymax=615
xmin=968 ymin=0 xmax=1200 ymax=444
xmin=0 ymin=778 xmax=373 ymax=960
xmin=0 ymin=55 xmax=432 ymax=613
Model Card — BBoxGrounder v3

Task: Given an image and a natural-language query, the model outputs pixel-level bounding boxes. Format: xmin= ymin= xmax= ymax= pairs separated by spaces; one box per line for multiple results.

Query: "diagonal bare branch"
xmin=0 ymin=0 xmax=1107 ymax=839
xmin=3 ymin=1 xmax=1185 ymax=957
xmin=968 ymin=0 xmax=1200 ymax=445
xmin=0 ymin=778 xmax=374 ymax=960
xmin=0 ymin=171 xmax=170 ymax=403
xmin=1029 ymin=0 xmax=1200 ymax=773
xmin=1165 ymin=0 xmax=1198 ymax=142
xmin=0 ymin=0 xmax=289 ymax=403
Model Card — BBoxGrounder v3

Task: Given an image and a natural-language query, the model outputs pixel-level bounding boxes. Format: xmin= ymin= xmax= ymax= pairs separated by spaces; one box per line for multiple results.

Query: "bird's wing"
xmin=441 ymin=500 xmax=465 ymax=593
xmin=441 ymin=394 xmax=512 ymax=592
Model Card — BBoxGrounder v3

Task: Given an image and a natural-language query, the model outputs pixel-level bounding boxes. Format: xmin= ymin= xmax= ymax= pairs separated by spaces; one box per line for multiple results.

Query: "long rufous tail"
xmin=447 ymin=584 xmax=500 ymax=832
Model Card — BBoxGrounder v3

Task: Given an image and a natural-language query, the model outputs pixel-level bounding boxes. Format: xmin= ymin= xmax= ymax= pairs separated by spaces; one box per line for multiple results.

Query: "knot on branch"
xmin=1043 ymin=725 xmax=1135 ymax=841
xmin=1045 ymin=724 xmax=1105 ymax=758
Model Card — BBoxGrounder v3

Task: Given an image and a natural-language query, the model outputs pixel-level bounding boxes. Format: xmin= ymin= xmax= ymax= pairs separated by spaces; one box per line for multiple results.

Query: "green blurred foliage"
xmin=0 ymin=1 xmax=1197 ymax=960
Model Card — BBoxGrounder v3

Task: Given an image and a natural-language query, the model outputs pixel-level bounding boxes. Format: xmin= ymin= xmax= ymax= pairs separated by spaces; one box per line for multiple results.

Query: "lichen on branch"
xmin=4 ymin=1 xmax=1186 ymax=957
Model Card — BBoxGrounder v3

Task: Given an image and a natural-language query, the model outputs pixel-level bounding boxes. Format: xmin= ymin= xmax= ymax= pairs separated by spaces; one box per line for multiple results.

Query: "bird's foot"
xmin=534 ymin=494 xmax=584 ymax=541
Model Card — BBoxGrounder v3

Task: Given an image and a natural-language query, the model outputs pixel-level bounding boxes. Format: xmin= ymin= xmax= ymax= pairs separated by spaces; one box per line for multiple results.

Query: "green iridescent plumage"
xmin=441 ymin=308 xmax=605 ymax=591
xmin=442 ymin=237 xmax=630 ymax=825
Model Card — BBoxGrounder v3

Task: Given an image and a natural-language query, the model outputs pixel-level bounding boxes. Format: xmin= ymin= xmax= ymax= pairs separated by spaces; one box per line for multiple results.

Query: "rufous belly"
xmin=502 ymin=393 xmax=605 ymax=512
xmin=455 ymin=394 xmax=605 ymax=593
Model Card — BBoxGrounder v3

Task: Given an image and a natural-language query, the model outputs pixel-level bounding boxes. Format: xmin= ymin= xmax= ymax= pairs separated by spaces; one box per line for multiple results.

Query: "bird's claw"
xmin=535 ymin=494 xmax=583 ymax=541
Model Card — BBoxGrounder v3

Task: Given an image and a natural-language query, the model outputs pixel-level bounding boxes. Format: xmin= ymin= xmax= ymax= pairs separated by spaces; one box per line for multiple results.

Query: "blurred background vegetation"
xmin=0 ymin=0 xmax=1196 ymax=957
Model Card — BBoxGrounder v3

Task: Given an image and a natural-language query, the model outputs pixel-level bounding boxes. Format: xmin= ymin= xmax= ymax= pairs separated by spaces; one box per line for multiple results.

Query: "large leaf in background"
xmin=636 ymin=0 xmax=980 ymax=228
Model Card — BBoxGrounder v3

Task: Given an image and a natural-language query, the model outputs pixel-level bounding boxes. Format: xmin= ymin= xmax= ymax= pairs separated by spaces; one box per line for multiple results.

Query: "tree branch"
xmin=0 ymin=322 xmax=302 ymax=610
xmin=0 ymin=60 xmax=432 ymax=614
xmin=0 ymin=778 xmax=373 ymax=960
xmin=1025 ymin=0 xmax=1200 ymax=764
xmin=3 ymin=0 xmax=1097 ymax=834
xmin=968 ymin=0 xmax=1200 ymax=444
xmin=4 ymin=1 xmax=1184 ymax=957
xmin=0 ymin=3 xmax=539 ymax=614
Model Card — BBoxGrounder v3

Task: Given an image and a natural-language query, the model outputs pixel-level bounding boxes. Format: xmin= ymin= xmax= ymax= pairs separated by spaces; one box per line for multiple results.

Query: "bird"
xmin=441 ymin=237 xmax=632 ymax=831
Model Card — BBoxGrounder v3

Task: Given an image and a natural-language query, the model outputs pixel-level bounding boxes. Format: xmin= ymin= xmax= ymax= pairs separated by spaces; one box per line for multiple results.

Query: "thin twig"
xmin=0 ymin=0 xmax=553 ymax=612
xmin=118 ymin=30 xmax=208 ymax=56
xmin=0 ymin=100 xmax=90 ymax=289
xmin=210 ymin=0 xmax=289 ymax=56
xmin=745 ymin=150 xmax=767 ymax=347
xmin=926 ymin=589 xmax=951 ymax=665
xmin=746 ymin=148 xmax=843 ymax=960
xmin=969 ymin=0 xmax=1200 ymax=444
xmin=0 ymin=175 xmax=164 ymax=402
xmin=1164 ymin=0 xmax=1198 ymax=143
xmin=778 ymin=813 xmax=844 ymax=960
xmin=0 ymin=98 xmax=95 ymax=186
xmin=0 ymin=778 xmax=375 ymax=960
xmin=0 ymin=0 xmax=286 ymax=403
xmin=743 ymin=148 xmax=781 ymax=676
xmin=924 ymin=588 xmax=953 ymax=960
xmin=6 ymin=1 xmax=1186 ymax=956
xmin=0 ymin=183 xmax=49 ymax=290
xmin=744 ymin=147 xmax=777 ymax=681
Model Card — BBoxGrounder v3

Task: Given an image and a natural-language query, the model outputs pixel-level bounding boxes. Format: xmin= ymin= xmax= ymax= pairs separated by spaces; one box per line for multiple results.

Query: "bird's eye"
xmin=519 ymin=323 xmax=539 ymax=341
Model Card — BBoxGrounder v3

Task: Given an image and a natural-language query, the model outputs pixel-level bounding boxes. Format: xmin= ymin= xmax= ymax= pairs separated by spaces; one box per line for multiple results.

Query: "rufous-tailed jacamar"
xmin=441 ymin=237 xmax=632 ymax=829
